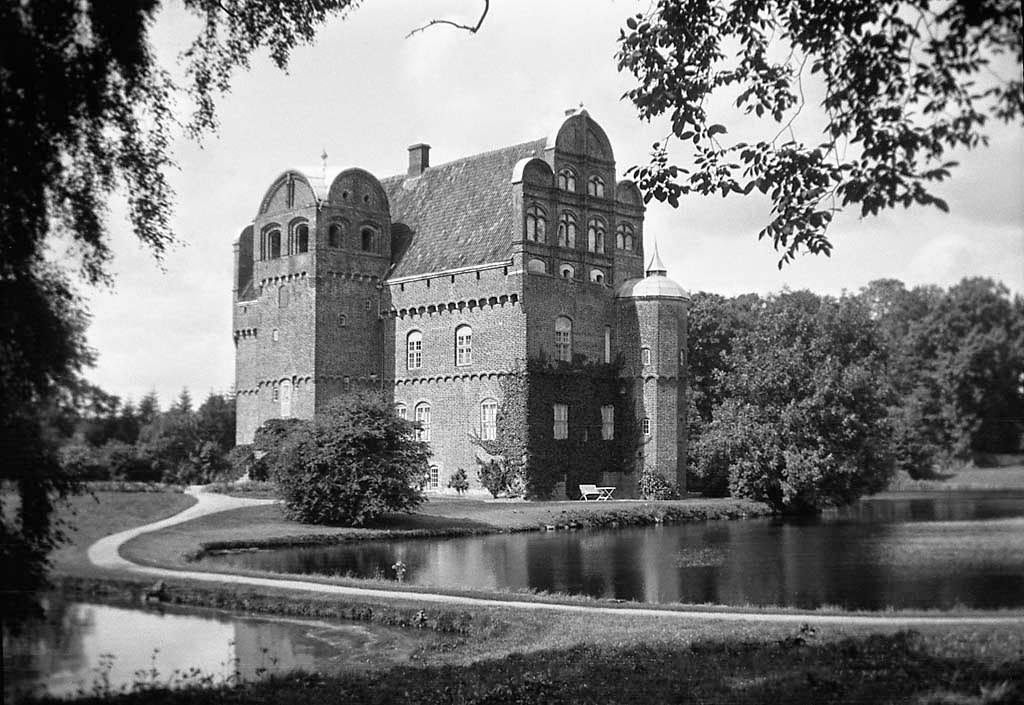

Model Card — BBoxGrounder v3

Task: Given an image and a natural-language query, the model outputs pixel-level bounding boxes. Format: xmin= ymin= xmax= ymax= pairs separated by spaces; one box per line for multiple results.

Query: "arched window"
xmin=407 ymin=331 xmax=423 ymax=370
xmin=587 ymin=175 xmax=605 ymax=198
xmin=559 ymin=263 xmax=575 ymax=280
xmin=527 ymin=258 xmax=547 ymax=274
xmin=294 ymin=223 xmax=309 ymax=253
xmin=279 ymin=379 xmax=293 ymax=418
xmin=361 ymin=226 xmax=376 ymax=252
xmin=526 ymin=204 xmax=546 ymax=242
xmin=554 ymin=316 xmax=572 ymax=362
xmin=272 ymin=328 xmax=279 ymax=342
xmin=557 ymin=167 xmax=577 ymax=192
xmin=415 ymin=402 xmax=431 ymax=441
xmin=394 ymin=403 xmax=408 ymax=420
xmin=267 ymin=229 xmax=282 ymax=259
xmin=587 ymin=218 xmax=605 ymax=253
xmin=328 ymin=222 xmax=344 ymax=248
xmin=641 ymin=347 xmax=652 ymax=365
xmin=616 ymin=223 xmax=635 ymax=250
xmin=455 ymin=324 xmax=472 ymax=366
xmin=278 ymin=285 xmax=289 ymax=308
xmin=480 ymin=398 xmax=498 ymax=440
xmin=589 ymin=268 xmax=605 ymax=284
xmin=558 ymin=212 xmax=577 ymax=248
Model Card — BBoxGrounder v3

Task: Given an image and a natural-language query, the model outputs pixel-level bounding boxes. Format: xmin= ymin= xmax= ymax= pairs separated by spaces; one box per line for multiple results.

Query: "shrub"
xmin=477 ymin=458 xmax=521 ymax=498
xmin=639 ymin=471 xmax=680 ymax=500
xmin=447 ymin=467 xmax=469 ymax=494
xmin=271 ymin=393 xmax=430 ymax=526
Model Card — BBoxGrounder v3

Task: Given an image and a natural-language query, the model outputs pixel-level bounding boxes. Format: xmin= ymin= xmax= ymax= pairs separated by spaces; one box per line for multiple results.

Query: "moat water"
xmin=204 ymin=491 xmax=1024 ymax=611
xmin=3 ymin=599 xmax=427 ymax=702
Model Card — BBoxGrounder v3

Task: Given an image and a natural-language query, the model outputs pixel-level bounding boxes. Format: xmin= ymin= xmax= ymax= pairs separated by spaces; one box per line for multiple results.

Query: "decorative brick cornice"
xmin=389 ymin=293 xmax=520 ymax=319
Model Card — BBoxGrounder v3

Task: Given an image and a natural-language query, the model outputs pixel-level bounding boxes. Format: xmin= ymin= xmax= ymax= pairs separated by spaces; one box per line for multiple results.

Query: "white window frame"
xmin=455 ymin=324 xmax=472 ymax=366
xmin=480 ymin=399 xmax=498 ymax=441
xmin=428 ymin=465 xmax=440 ymax=489
xmin=642 ymin=347 xmax=652 ymax=365
xmin=642 ymin=417 xmax=651 ymax=436
xmin=601 ymin=405 xmax=615 ymax=440
xmin=407 ymin=331 xmax=423 ymax=370
xmin=415 ymin=403 xmax=431 ymax=441
xmin=395 ymin=404 xmax=408 ymax=420
xmin=553 ymin=403 xmax=569 ymax=440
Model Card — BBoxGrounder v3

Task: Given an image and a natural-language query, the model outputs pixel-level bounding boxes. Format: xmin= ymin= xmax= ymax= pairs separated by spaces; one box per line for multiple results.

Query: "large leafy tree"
xmin=1 ymin=0 xmax=358 ymax=628
xmin=617 ymin=0 xmax=1023 ymax=265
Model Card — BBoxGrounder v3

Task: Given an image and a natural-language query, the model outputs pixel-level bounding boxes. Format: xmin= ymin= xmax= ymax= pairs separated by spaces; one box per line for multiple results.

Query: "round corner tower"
xmin=615 ymin=243 xmax=689 ymax=492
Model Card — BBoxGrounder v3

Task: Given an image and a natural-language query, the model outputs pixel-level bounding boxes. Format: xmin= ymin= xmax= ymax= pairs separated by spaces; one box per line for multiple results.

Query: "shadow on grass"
xmin=33 ymin=630 xmax=1022 ymax=704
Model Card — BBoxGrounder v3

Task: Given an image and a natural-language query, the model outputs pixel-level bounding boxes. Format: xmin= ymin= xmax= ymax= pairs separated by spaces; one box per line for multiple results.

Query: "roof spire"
xmin=646 ymin=234 xmax=667 ymax=277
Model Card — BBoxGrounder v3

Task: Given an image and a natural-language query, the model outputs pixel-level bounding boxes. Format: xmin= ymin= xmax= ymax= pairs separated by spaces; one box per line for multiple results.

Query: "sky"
xmin=77 ymin=0 xmax=1024 ymax=407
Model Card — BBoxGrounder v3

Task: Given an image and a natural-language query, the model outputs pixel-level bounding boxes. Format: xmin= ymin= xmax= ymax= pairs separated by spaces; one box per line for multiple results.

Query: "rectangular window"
xmin=395 ymin=405 xmax=408 ymax=420
xmin=481 ymin=400 xmax=498 ymax=440
xmin=555 ymin=331 xmax=571 ymax=361
xmin=456 ymin=328 xmax=472 ymax=366
xmin=429 ymin=466 xmax=439 ymax=489
xmin=601 ymin=405 xmax=614 ymax=440
xmin=553 ymin=403 xmax=569 ymax=440
xmin=641 ymin=347 xmax=652 ymax=365
xmin=407 ymin=338 xmax=422 ymax=369
xmin=604 ymin=326 xmax=611 ymax=363
xmin=642 ymin=417 xmax=651 ymax=436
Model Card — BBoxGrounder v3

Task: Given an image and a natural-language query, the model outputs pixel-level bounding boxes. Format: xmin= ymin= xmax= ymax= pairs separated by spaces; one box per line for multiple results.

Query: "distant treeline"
xmin=53 ymin=388 xmax=240 ymax=484
xmin=687 ymin=277 xmax=1024 ymax=505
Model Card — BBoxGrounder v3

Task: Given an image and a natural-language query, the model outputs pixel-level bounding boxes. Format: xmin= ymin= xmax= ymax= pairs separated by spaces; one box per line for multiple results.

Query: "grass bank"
xmin=119 ymin=496 xmax=769 ymax=561
xmin=887 ymin=464 xmax=1024 ymax=491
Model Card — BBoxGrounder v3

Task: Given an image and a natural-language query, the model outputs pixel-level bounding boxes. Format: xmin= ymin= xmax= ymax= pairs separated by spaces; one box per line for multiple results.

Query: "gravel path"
xmin=88 ymin=486 xmax=1024 ymax=626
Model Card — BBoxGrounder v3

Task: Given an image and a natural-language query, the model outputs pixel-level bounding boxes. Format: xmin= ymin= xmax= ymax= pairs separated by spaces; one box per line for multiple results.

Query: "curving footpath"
xmin=88 ymin=486 xmax=1024 ymax=627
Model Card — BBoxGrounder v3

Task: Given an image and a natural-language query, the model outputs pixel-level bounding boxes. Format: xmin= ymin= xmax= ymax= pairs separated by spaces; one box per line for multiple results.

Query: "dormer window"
xmin=587 ymin=175 xmax=605 ymax=198
xmin=526 ymin=204 xmax=547 ymax=243
xmin=557 ymin=167 xmax=577 ymax=192
xmin=558 ymin=212 xmax=577 ymax=248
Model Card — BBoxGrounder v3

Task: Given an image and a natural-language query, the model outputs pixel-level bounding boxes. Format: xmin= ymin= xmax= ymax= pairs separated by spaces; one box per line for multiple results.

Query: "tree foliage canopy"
xmin=617 ymin=0 xmax=1023 ymax=265
xmin=270 ymin=394 xmax=430 ymax=526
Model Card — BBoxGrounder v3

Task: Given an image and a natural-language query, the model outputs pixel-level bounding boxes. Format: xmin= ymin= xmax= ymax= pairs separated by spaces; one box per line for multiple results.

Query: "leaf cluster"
xmin=617 ymin=0 xmax=1023 ymax=265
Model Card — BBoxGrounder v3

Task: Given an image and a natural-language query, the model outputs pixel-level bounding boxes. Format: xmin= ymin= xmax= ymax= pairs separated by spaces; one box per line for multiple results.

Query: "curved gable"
xmin=511 ymin=157 xmax=554 ymax=187
xmin=547 ymin=109 xmax=614 ymax=163
xmin=615 ymin=180 xmax=643 ymax=206
xmin=257 ymin=170 xmax=320 ymax=217
xmin=328 ymin=168 xmax=390 ymax=214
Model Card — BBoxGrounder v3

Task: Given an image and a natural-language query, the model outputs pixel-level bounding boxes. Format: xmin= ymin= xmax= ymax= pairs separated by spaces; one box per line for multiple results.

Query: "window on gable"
xmin=480 ymin=398 xmax=498 ymax=440
xmin=601 ymin=405 xmax=615 ymax=440
xmin=616 ymin=223 xmax=635 ymax=251
xmin=526 ymin=204 xmax=547 ymax=243
xmin=328 ymin=222 xmax=344 ymax=248
xmin=553 ymin=403 xmax=569 ymax=440
xmin=555 ymin=316 xmax=573 ymax=362
xmin=407 ymin=331 xmax=423 ymax=370
xmin=267 ymin=229 xmax=282 ymax=258
xmin=395 ymin=403 xmax=408 ymax=420
xmin=294 ymin=223 xmax=310 ymax=253
xmin=455 ymin=324 xmax=472 ymax=366
xmin=361 ymin=227 xmax=376 ymax=252
xmin=557 ymin=167 xmax=577 ymax=192
xmin=415 ymin=402 xmax=431 ymax=441
xmin=558 ymin=212 xmax=577 ymax=248
xmin=587 ymin=217 xmax=605 ymax=253
xmin=587 ymin=175 xmax=605 ymax=198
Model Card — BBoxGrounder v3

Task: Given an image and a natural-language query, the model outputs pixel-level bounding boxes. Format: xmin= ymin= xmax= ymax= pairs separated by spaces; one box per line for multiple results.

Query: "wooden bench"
xmin=579 ymin=484 xmax=615 ymax=501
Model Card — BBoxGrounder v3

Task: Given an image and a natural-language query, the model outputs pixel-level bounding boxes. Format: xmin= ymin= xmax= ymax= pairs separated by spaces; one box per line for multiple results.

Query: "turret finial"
xmin=646 ymin=234 xmax=668 ymax=277
xmin=320 ymin=147 xmax=328 ymax=181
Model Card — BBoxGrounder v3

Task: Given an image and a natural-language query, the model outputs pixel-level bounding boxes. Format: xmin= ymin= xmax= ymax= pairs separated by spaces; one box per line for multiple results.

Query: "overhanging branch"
xmin=407 ymin=0 xmax=490 ymax=38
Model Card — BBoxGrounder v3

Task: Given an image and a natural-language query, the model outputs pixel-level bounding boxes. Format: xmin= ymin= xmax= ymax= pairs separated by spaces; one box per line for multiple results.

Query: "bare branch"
xmin=407 ymin=0 xmax=490 ymax=38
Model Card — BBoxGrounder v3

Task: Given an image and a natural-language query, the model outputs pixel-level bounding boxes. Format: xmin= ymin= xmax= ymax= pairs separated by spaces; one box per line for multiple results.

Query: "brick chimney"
xmin=407 ymin=143 xmax=430 ymax=177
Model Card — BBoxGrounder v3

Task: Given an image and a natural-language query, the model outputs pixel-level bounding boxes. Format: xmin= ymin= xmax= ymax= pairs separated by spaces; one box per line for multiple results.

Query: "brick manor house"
xmin=232 ymin=108 xmax=689 ymax=498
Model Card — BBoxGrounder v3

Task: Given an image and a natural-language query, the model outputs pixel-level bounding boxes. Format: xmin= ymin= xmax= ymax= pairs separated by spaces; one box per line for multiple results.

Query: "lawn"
xmin=49 ymin=489 xmax=196 ymax=577
xmin=887 ymin=464 xmax=1024 ymax=491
